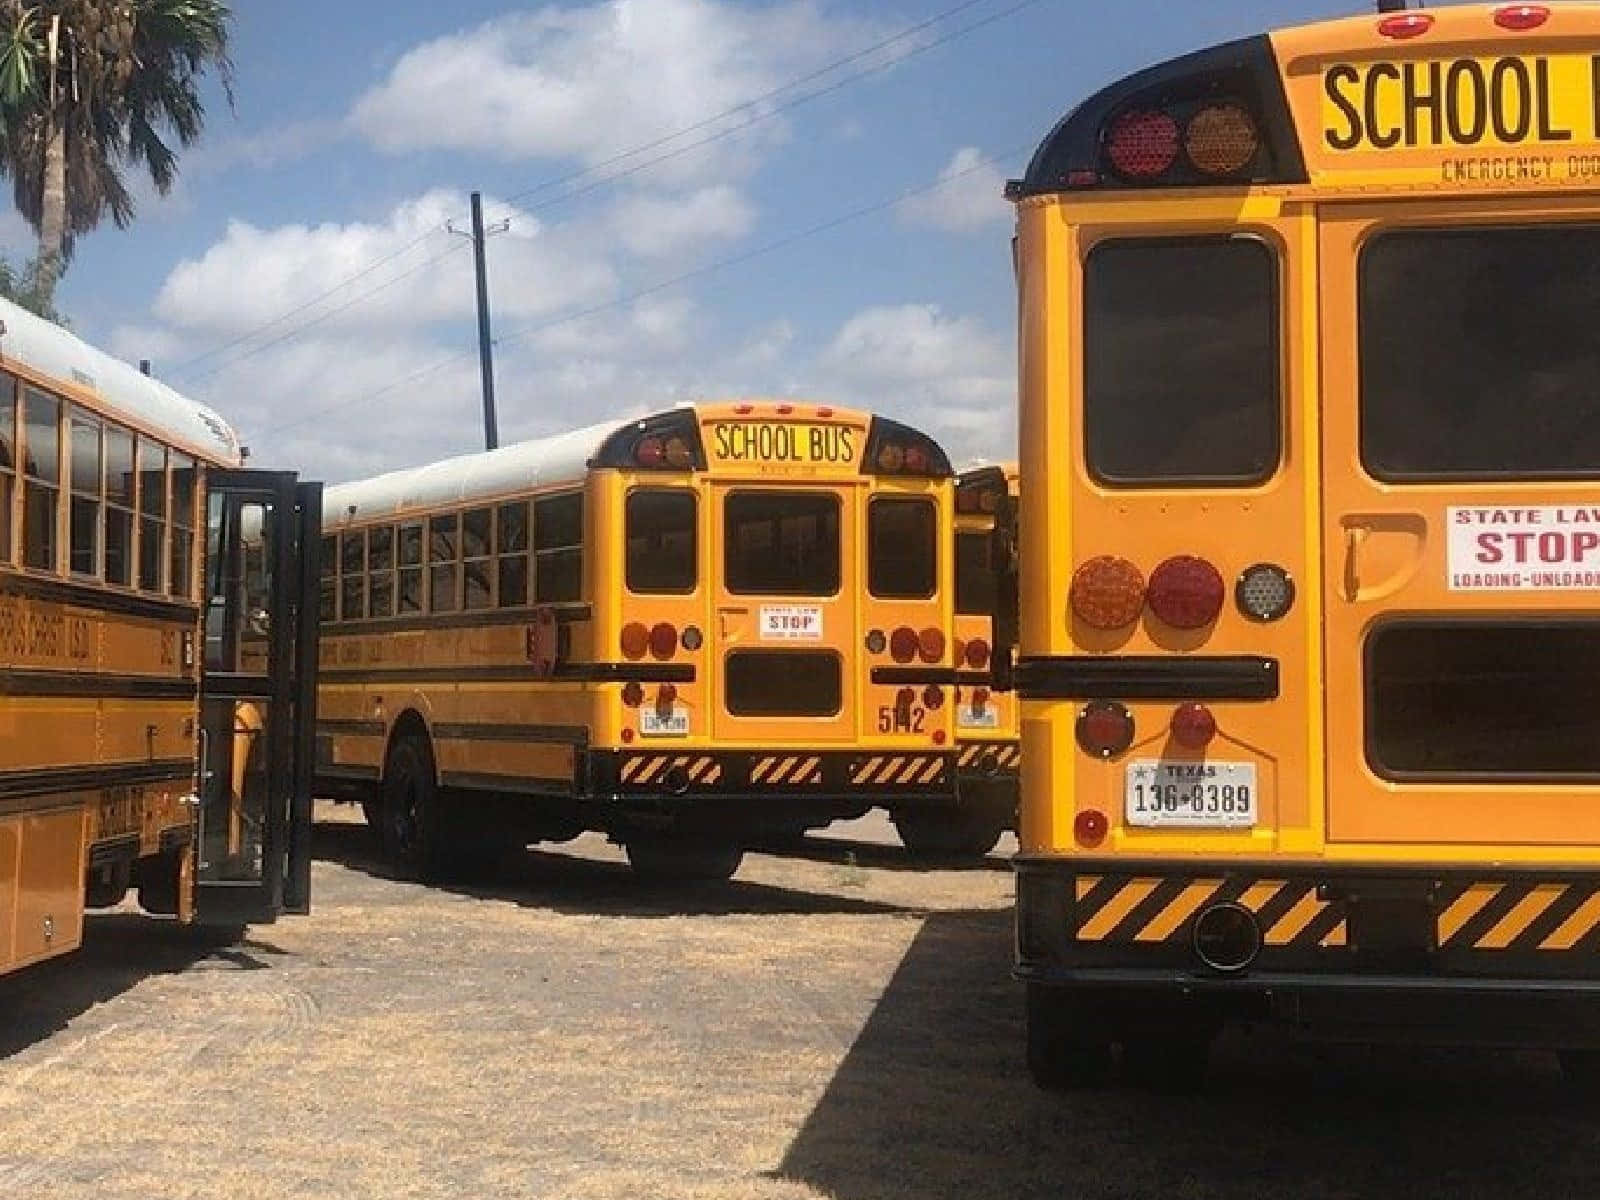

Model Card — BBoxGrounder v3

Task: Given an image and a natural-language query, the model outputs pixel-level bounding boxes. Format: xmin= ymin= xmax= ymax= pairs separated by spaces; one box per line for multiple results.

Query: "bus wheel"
xmin=361 ymin=796 xmax=382 ymax=833
xmin=625 ymin=836 xmax=743 ymax=883
xmin=136 ymin=849 xmax=184 ymax=917
xmin=1026 ymin=983 xmax=1112 ymax=1091
xmin=381 ymin=735 xmax=442 ymax=880
xmin=894 ymin=810 xmax=1004 ymax=860
xmin=86 ymin=859 xmax=133 ymax=909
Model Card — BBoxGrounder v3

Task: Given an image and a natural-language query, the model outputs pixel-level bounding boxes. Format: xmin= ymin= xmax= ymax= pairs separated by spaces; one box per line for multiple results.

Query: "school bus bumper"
xmin=1016 ymin=858 xmax=1600 ymax=1044
xmin=593 ymin=748 xmax=956 ymax=801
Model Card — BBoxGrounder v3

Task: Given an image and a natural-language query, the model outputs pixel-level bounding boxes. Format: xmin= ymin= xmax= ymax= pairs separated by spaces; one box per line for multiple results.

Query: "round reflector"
xmin=1185 ymin=104 xmax=1259 ymax=176
xmin=1074 ymin=810 xmax=1109 ymax=847
xmin=932 ymin=729 xmax=947 ymax=746
xmin=918 ymin=627 xmax=945 ymax=664
xmin=1236 ymin=563 xmax=1295 ymax=623
xmin=922 ymin=685 xmax=945 ymax=710
xmin=1070 ymin=556 xmax=1146 ymax=631
xmin=620 ymin=622 xmax=650 ymax=660
xmin=890 ymin=627 xmax=919 ymax=664
xmin=965 ymin=638 xmax=991 ymax=671
xmin=1147 ymin=556 xmax=1225 ymax=630
xmin=1076 ymin=701 xmax=1135 ymax=759
xmin=648 ymin=622 xmax=678 ymax=660
xmin=1170 ymin=703 xmax=1217 ymax=751
xmin=1106 ymin=109 xmax=1180 ymax=180
xmin=622 ymin=682 xmax=645 ymax=707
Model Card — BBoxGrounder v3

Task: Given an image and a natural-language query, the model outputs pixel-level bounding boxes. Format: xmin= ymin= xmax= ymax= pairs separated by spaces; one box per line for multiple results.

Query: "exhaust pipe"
xmin=1192 ymin=902 xmax=1262 ymax=974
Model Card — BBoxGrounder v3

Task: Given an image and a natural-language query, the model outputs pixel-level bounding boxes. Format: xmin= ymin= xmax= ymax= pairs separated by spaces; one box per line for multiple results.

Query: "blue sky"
xmin=11 ymin=0 xmax=1347 ymax=483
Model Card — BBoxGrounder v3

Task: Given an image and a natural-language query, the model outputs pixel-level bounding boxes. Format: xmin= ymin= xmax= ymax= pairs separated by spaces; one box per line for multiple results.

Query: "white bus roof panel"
xmin=323 ymin=419 xmax=623 ymax=528
xmin=0 ymin=296 xmax=241 ymax=464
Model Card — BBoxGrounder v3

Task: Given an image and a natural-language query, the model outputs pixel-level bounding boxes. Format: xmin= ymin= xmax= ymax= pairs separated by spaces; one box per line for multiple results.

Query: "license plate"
xmin=639 ymin=708 xmax=690 ymax=737
xmin=958 ymin=706 xmax=1000 ymax=729
xmin=1125 ymin=760 xmax=1258 ymax=829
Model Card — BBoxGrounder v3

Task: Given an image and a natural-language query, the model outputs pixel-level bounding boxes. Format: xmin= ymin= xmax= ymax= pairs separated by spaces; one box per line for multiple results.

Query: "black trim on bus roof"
xmin=1011 ymin=35 xmax=1308 ymax=199
xmin=1016 ymin=655 xmax=1279 ymax=701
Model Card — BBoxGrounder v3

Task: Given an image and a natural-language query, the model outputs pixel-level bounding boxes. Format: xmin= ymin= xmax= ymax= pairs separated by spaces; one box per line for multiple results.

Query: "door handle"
xmin=1342 ymin=525 xmax=1369 ymax=602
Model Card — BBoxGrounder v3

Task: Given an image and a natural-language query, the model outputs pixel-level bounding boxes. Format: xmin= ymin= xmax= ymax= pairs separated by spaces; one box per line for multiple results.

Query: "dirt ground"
xmin=1 ymin=804 xmax=1599 ymax=1199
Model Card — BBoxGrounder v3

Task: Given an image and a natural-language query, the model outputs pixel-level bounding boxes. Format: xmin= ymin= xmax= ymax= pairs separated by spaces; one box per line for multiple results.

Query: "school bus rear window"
xmin=956 ymin=531 xmax=994 ymax=616
xmin=627 ymin=490 xmax=696 ymax=594
xmin=1083 ymin=236 xmax=1280 ymax=487
xmin=868 ymin=497 xmax=936 ymax=599
xmin=725 ymin=492 xmax=840 ymax=596
xmin=1368 ymin=622 xmax=1600 ymax=779
xmin=725 ymin=651 xmax=842 ymax=717
xmin=1360 ymin=224 xmax=1600 ymax=481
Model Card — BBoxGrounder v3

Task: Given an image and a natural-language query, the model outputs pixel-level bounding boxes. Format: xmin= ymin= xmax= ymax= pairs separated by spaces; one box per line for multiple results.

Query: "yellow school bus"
xmin=0 ymin=297 xmax=320 ymax=980
xmin=947 ymin=464 xmax=1019 ymax=857
xmin=315 ymin=401 xmax=961 ymax=881
xmin=1004 ymin=2 xmax=1600 ymax=1087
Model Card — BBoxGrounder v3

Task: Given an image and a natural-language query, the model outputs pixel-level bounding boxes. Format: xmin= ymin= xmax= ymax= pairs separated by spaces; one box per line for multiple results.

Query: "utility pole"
xmin=450 ymin=193 xmax=510 ymax=451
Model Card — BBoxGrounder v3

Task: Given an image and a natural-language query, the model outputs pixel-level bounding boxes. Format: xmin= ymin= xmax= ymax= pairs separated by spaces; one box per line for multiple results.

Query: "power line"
xmin=164 ymin=0 xmax=1045 ymax=379
xmin=184 ymin=239 xmax=472 ymax=384
xmin=259 ymin=142 xmax=1029 ymax=441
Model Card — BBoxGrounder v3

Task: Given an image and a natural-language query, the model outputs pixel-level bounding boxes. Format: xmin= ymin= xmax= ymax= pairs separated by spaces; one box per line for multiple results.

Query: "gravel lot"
xmin=1 ymin=804 xmax=1598 ymax=1199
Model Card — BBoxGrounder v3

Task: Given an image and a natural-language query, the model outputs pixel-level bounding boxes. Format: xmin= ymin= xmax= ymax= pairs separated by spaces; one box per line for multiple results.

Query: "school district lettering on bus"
xmin=1448 ymin=505 xmax=1600 ymax=590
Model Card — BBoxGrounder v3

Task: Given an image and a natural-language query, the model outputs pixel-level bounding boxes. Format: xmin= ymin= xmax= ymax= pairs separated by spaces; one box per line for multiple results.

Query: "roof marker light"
xmin=1494 ymin=5 xmax=1549 ymax=30
xmin=1378 ymin=12 xmax=1434 ymax=38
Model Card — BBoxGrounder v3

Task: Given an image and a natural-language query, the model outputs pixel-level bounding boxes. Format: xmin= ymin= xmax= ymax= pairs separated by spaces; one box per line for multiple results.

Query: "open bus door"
xmin=195 ymin=470 xmax=321 ymax=925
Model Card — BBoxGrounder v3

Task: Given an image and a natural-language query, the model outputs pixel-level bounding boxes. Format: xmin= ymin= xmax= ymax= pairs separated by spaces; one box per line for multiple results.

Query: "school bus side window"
xmin=626 ymin=490 xmax=696 ymax=594
xmin=1361 ymin=224 xmax=1600 ymax=481
xmin=22 ymin=388 xmax=61 ymax=572
xmin=319 ymin=534 xmax=337 ymax=622
xmin=341 ymin=530 xmax=367 ymax=620
xmin=138 ymin=440 xmax=167 ymax=591
xmin=368 ymin=526 xmax=395 ymax=619
xmin=398 ymin=522 xmax=423 ymax=614
xmin=0 ymin=376 xmax=13 ymax=564
xmin=169 ymin=454 xmax=196 ymax=598
xmin=535 ymin=492 xmax=583 ymax=603
xmin=105 ymin=425 xmax=135 ymax=586
xmin=496 ymin=502 xmax=530 ymax=608
xmin=429 ymin=513 xmax=460 ymax=613
xmin=68 ymin=409 xmax=102 ymax=578
xmin=1083 ymin=236 xmax=1280 ymax=486
xmin=868 ymin=497 xmax=936 ymax=599
xmin=463 ymin=507 xmax=493 ymax=610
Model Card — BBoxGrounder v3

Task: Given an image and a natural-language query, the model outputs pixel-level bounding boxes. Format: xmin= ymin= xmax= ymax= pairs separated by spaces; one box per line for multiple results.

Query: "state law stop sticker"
xmin=1448 ymin=506 xmax=1600 ymax=591
xmin=759 ymin=605 xmax=824 ymax=641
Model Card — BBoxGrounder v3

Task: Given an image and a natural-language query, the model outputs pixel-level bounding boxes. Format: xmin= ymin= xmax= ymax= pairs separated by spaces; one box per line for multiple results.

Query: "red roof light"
xmin=1377 ymin=12 xmax=1434 ymax=38
xmin=1494 ymin=5 xmax=1549 ymax=30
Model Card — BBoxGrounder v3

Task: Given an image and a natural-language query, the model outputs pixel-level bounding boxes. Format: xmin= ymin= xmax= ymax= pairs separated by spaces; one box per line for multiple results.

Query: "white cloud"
xmin=0 ymin=208 xmax=34 ymax=258
xmin=818 ymin=303 xmax=1015 ymax=458
xmin=896 ymin=147 xmax=1010 ymax=234
xmin=153 ymin=189 xmax=615 ymax=336
xmin=611 ymin=185 xmax=756 ymax=258
xmin=349 ymin=0 xmax=876 ymax=185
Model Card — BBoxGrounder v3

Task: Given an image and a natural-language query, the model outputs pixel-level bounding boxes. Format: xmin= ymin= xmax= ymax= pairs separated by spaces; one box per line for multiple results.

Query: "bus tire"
xmin=381 ymin=734 xmax=445 ymax=881
xmin=136 ymin=849 xmax=184 ymax=917
xmin=86 ymin=859 xmax=133 ymax=909
xmin=625 ymin=836 xmax=743 ymax=883
xmin=1026 ymin=983 xmax=1112 ymax=1091
xmin=361 ymin=796 xmax=382 ymax=833
xmin=894 ymin=810 xmax=1004 ymax=860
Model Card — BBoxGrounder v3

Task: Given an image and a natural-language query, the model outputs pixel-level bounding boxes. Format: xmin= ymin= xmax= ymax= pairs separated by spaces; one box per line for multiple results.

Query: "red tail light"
xmin=890 ymin=627 xmax=919 ymax=664
xmin=1074 ymin=810 xmax=1109 ymax=848
xmin=953 ymin=638 xmax=967 ymax=666
xmin=964 ymin=638 xmax=991 ymax=671
xmin=636 ymin=437 xmax=666 ymax=468
xmin=918 ymin=627 xmax=945 ymax=664
xmin=1495 ymin=5 xmax=1549 ymax=30
xmin=1077 ymin=701 xmax=1134 ymax=759
xmin=657 ymin=683 xmax=678 ymax=707
xmin=1107 ymin=109 xmax=1179 ymax=180
xmin=649 ymin=622 xmax=678 ymax=660
xmin=1170 ymin=703 xmax=1217 ymax=750
xmin=1378 ymin=11 xmax=1433 ymax=37
xmin=622 ymin=682 xmax=644 ymax=707
xmin=904 ymin=445 xmax=930 ymax=473
xmin=1070 ymin=556 xmax=1146 ymax=631
xmin=922 ymin=685 xmax=945 ymax=710
xmin=1146 ymin=556 xmax=1225 ymax=630
xmin=621 ymin=622 xmax=650 ymax=660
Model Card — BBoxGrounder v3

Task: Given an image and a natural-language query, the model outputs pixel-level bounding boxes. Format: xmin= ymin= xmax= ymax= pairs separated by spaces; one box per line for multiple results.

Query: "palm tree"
xmin=0 ymin=1 xmax=232 ymax=301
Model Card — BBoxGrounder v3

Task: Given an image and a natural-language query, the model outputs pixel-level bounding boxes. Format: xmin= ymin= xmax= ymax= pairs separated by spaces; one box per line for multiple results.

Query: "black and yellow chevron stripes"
xmin=956 ymin=741 xmax=1021 ymax=772
xmin=848 ymin=754 xmax=949 ymax=788
xmin=1074 ymin=876 xmax=1348 ymax=948
xmin=750 ymin=755 xmax=824 ymax=787
xmin=1435 ymin=881 xmax=1600 ymax=953
xmin=618 ymin=755 xmax=723 ymax=787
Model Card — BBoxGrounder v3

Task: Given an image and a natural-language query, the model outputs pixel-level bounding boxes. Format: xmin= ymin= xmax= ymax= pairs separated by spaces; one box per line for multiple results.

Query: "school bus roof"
xmin=0 ymin=295 xmax=240 ymax=464
xmin=320 ymin=400 xmax=894 ymax=527
xmin=1014 ymin=3 xmax=1600 ymax=201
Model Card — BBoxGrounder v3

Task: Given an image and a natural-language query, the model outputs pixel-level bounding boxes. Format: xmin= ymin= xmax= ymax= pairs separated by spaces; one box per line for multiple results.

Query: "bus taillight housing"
xmin=862 ymin=416 xmax=953 ymax=479
xmin=592 ymin=410 xmax=707 ymax=471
